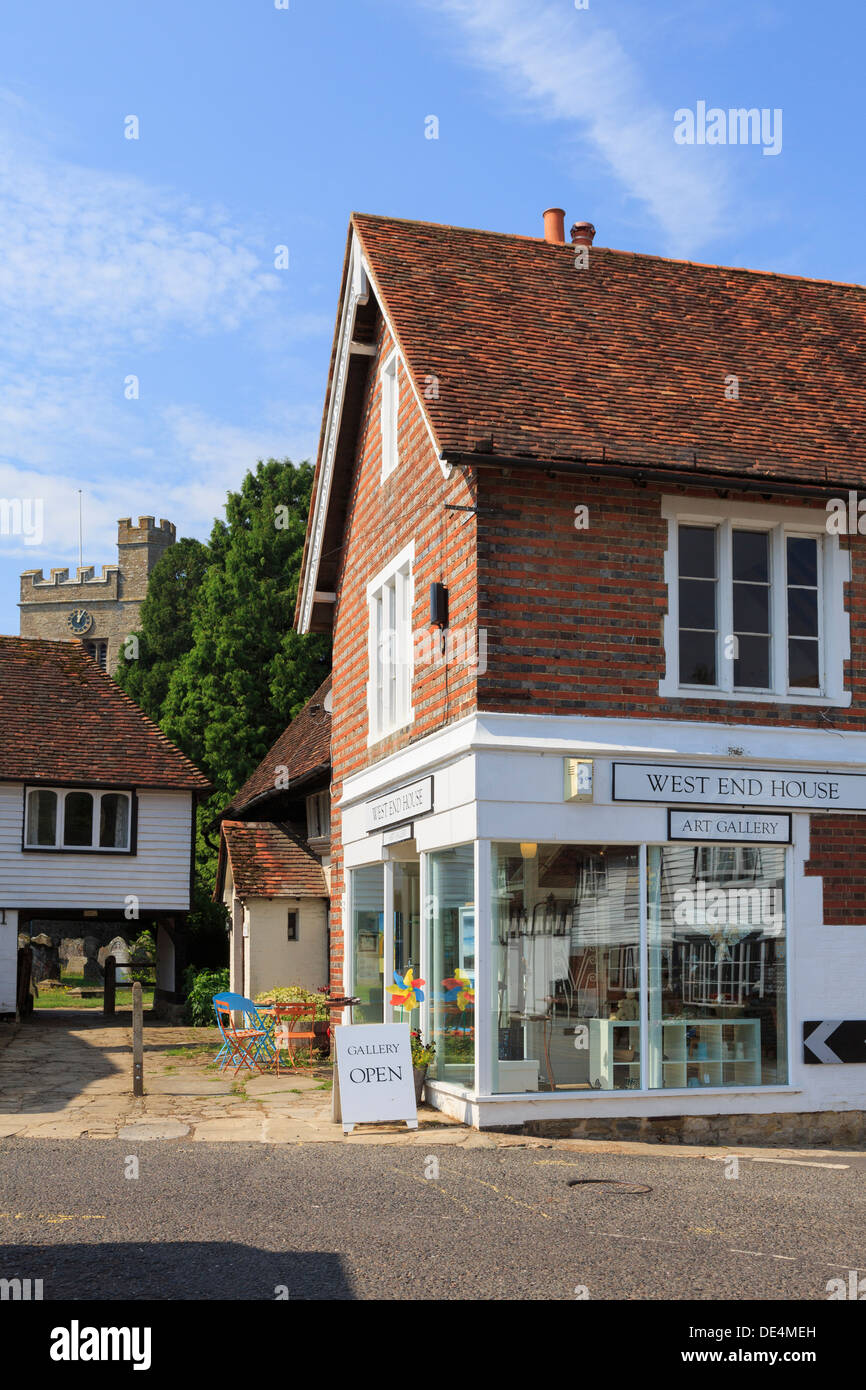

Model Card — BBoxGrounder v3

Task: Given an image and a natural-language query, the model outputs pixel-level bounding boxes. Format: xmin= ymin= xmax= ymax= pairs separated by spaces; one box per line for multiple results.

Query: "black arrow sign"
xmin=803 ymin=1020 xmax=866 ymax=1064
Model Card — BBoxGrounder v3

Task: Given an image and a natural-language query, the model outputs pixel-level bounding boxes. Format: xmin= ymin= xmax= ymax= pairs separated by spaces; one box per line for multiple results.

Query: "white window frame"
xmin=306 ymin=790 xmax=330 ymax=841
xmin=367 ymin=541 xmax=415 ymax=744
xmin=380 ymin=347 xmax=399 ymax=482
xmin=24 ymin=786 xmax=133 ymax=852
xmin=660 ymin=496 xmax=850 ymax=706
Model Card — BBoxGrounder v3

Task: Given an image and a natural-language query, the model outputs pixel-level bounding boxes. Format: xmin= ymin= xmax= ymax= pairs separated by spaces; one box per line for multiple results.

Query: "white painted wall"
xmin=338 ymin=712 xmax=866 ymax=1119
xmin=0 ymin=908 xmax=18 ymax=1014
xmin=241 ymin=896 xmax=328 ymax=1000
xmin=0 ymin=784 xmax=193 ymax=912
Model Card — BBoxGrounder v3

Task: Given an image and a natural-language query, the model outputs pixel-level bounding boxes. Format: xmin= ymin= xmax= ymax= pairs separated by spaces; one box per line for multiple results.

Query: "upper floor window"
xmin=306 ymin=790 xmax=330 ymax=840
xmin=660 ymin=497 xmax=850 ymax=706
xmin=367 ymin=543 xmax=414 ymax=743
xmin=84 ymin=640 xmax=108 ymax=670
xmin=25 ymin=787 xmax=132 ymax=851
xmin=380 ymin=348 xmax=399 ymax=482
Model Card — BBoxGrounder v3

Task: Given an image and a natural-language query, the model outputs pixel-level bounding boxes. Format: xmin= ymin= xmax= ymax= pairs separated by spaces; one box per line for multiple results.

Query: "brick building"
xmin=294 ymin=208 xmax=866 ymax=1141
xmin=19 ymin=515 xmax=175 ymax=672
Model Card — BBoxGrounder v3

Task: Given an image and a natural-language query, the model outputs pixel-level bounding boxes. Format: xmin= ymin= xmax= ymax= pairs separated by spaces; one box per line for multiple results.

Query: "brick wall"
xmin=475 ymin=468 xmax=866 ymax=729
xmin=327 ymin=325 xmax=479 ymax=992
xmin=805 ymin=815 xmax=866 ymax=924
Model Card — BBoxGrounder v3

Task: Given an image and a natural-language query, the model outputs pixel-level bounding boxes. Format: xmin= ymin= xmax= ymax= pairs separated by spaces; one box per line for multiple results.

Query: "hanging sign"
xmin=613 ymin=762 xmax=866 ymax=812
xmin=668 ymin=810 xmax=792 ymax=843
xmin=333 ymin=1023 xmax=418 ymax=1133
xmin=803 ymin=1021 xmax=866 ymax=1065
xmin=366 ymin=777 xmax=433 ymax=832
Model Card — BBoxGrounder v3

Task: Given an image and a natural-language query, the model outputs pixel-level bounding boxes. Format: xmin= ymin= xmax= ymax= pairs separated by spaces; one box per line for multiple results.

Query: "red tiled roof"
xmin=0 ymin=636 xmax=210 ymax=791
xmin=219 ymin=820 xmax=327 ymax=898
xmin=352 ymin=213 xmax=866 ymax=488
xmin=226 ymin=676 xmax=331 ymax=815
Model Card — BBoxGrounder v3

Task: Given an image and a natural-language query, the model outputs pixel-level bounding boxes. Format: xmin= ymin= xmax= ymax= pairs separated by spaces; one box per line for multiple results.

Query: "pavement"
xmin=2 ymin=1011 xmax=866 ymax=1168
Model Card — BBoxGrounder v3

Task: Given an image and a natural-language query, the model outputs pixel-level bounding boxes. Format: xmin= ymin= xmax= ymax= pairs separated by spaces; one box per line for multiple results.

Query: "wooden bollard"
xmin=103 ymin=956 xmax=116 ymax=1018
xmin=132 ymin=981 xmax=144 ymax=1097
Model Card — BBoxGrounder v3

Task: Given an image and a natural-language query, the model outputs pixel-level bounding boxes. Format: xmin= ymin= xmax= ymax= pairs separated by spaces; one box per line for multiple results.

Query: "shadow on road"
xmin=3 ymin=1242 xmax=354 ymax=1300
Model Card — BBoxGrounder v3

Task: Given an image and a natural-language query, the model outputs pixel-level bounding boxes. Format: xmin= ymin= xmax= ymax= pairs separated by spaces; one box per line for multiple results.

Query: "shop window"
xmin=660 ymin=497 xmax=849 ymax=704
xmin=391 ymin=861 xmax=421 ymax=1023
xmin=367 ymin=544 xmax=414 ymax=743
xmin=647 ymin=844 xmax=787 ymax=1088
xmin=427 ymin=846 xmax=475 ymax=1086
xmin=490 ymin=840 xmax=787 ymax=1095
xmin=350 ymin=865 xmax=384 ymax=1024
xmin=491 ymin=844 xmax=640 ymax=1095
xmin=24 ymin=787 xmax=132 ymax=852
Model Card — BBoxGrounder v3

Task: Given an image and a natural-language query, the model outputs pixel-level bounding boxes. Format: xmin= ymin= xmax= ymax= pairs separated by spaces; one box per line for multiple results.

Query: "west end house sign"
xmin=366 ymin=776 xmax=433 ymax=832
xmin=612 ymin=762 xmax=866 ymax=812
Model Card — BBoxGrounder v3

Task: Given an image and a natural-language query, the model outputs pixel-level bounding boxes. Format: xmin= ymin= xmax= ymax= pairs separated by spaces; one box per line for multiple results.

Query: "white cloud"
xmin=430 ymin=0 xmax=733 ymax=253
xmin=0 ymin=130 xmax=280 ymax=364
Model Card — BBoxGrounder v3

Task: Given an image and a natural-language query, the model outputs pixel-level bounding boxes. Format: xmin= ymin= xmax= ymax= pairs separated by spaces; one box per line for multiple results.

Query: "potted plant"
xmin=410 ymin=1031 xmax=436 ymax=1105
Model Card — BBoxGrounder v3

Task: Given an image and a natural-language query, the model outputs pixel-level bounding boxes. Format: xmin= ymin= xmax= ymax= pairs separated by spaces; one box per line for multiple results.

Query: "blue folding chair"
xmin=212 ymin=993 xmax=276 ymax=1074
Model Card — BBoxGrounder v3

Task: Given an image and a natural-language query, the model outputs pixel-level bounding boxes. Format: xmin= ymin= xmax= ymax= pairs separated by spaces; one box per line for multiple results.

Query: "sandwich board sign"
xmin=333 ymin=1023 xmax=417 ymax=1135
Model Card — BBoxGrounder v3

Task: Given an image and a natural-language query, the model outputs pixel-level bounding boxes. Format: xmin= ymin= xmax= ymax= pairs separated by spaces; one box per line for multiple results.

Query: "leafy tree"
xmin=115 ymin=536 xmax=210 ymax=721
xmin=161 ymin=458 xmax=330 ymax=805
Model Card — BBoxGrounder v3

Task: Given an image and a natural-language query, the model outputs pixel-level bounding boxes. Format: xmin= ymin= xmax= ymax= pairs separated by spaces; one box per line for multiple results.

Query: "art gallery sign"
xmin=612 ymin=762 xmax=866 ymax=812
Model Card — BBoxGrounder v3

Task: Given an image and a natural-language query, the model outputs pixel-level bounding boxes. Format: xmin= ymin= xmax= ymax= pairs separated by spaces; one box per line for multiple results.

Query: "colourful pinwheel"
xmin=389 ymin=968 xmax=425 ymax=1011
xmin=442 ymin=969 xmax=475 ymax=1010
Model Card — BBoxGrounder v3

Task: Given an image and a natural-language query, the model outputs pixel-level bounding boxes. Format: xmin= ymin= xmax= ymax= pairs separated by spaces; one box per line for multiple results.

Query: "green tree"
xmin=115 ymin=536 xmax=210 ymax=721
xmin=162 ymin=458 xmax=330 ymax=806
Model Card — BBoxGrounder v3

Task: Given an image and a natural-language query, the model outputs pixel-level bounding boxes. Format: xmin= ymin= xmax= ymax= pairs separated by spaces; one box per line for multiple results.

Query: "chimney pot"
xmin=542 ymin=207 xmax=566 ymax=244
xmin=571 ymin=221 xmax=596 ymax=247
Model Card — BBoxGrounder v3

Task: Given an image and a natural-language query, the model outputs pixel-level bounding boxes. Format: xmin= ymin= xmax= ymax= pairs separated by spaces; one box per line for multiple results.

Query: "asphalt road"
xmin=1 ymin=1139 xmax=864 ymax=1302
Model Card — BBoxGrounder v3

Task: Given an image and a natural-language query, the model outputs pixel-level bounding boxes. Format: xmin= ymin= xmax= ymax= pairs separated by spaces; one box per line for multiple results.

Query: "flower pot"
xmin=413 ymin=1064 xmax=428 ymax=1106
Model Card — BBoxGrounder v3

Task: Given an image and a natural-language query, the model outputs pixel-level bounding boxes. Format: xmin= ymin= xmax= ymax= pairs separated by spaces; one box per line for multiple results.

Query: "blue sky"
xmin=0 ymin=0 xmax=862 ymax=632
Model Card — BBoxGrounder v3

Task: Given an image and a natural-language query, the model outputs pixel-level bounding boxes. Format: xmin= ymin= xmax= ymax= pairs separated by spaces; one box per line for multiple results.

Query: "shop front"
xmin=338 ymin=717 xmax=866 ymax=1139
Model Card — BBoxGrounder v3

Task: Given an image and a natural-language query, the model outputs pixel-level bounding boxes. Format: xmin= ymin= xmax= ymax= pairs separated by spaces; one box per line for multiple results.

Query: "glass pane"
xmin=63 ymin=792 xmax=93 ymax=847
xmin=351 ymin=866 xmax=384 ymax=1023
xmin=26 ymin=789 xmax=57 ymax=846
xmin=491 ymin=844 xmax=640 ymax=1093
xmin=679 ymin=630 xmax=716 ymax=685
xmin=733 ymin=583 xmax=769 ymax=634
xmin=679 ymin=578 xmax=716 ymax=630
xmin=789 ymin=638 xmax=820 ymax=688
xmin=99 ymin=793 xmax=129 ymax=848
xmin=787 ymin=587 xmax=819 ymax=638
xmin=734 ymin=634 xmax=770 ymax=689
xmin=678 ymin=525 xmax=716 ymax=579
xmin=733 ymin=530 xmax=769 ymax=583
xmin=427 ymin=846 xmax=475 ymax=1087
xmin=786 ymin=536 xmax=818 ymax=587
xmin=391 ymin=861 xmax=421 ymax=1024
xmin=647 ymin=845 xmax=787 ymax=1089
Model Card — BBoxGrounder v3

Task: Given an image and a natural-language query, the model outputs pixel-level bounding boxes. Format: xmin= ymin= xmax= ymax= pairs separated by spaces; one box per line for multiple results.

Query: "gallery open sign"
xmin=333 ymin=1023 xmax=418 ymax=1134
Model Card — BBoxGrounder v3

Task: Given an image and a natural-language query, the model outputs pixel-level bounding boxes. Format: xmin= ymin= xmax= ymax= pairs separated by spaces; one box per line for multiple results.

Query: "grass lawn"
xmin=33 ymin=972 xmax=155 ymax=1012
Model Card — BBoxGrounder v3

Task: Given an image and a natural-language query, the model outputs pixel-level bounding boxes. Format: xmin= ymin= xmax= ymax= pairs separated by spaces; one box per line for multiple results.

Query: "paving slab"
xmin=118 ymin=1121 xmax=191 ymax=1141
xmin=145 ymin=1077 xmax=234 ymax=1096
xmin=191 ymin=1118 xmax=265 ymax=1142
xmin=245 ymin=1074 xmax=324 ymax=1096
xmin=0 ymin=1118 xmax=29 ymax=1136
xmin=18 ymin=1119 xmax=92 ymax=1138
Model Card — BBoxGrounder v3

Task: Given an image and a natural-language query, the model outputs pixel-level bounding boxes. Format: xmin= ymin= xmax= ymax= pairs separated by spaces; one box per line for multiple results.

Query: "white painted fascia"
xmin=298 ymin=234 xmax=369 ymax=634
xmin=338 ymin=707 xmax=866 ymax=810
xmin=659 ymin=493 xmax=851 ymax=706
xmin=299 ymin=229 xmax=449 ymax=632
